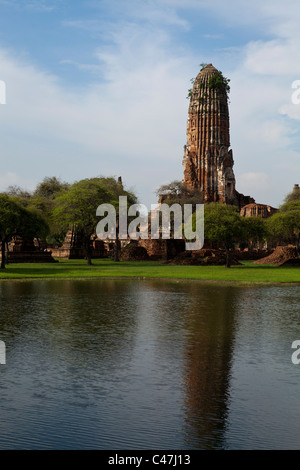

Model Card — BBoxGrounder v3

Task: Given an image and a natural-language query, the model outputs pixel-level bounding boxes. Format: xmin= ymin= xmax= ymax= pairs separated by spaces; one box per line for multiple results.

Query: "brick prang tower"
xmin=183 ymin=63 xmax=251 ymax=206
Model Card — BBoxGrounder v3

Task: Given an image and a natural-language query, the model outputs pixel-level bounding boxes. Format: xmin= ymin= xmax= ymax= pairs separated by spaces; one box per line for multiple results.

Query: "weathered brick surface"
xmin=240 ymin=203 xmax=277 ymax=218
xmin=183 ymin=64 xmax=254 ymax=207
xmin=2 ymin=236 xmax=56 ymax=263
xmin=52 ymin=229 xmax=107 ymax=259
xmin=139 ymin=239 xmax=185 ymax=260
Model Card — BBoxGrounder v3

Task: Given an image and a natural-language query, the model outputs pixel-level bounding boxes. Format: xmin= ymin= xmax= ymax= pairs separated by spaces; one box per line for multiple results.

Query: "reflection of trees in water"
xmin=181 ymin=284 xmax=240 ymax=450
xmin=0 ymin=279 xmax=241 ymax=449
xmin=0 ymin=280 xmax=141 ymax=371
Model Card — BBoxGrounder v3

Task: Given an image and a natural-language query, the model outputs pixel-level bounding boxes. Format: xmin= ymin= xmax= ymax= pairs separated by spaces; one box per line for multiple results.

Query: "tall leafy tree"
xmin=52 ymin=179 xmax=113 ymax=265
xmin=7 ymin=177 xmax=69 ymax=245
xmin=33 ymin=176 xmax=70 ymax=199
xmin=192 ymin=203 xmax=267 ymax=268
xmin=267 ymin=200 xmax=300 ymax=255
xmin=0 ymin=194 xmax=49 ymax=269
xmin=52 ymin=177 xmax=137 ymax=265
xmin=92 ymin=176 xmax=137 ymax=262
xmin=203 ymin=203 xmax=246 ymax=268
xmin=242 ymin=216 xmax=268 ymax=247
xmin=284 ymin=187 xmax=300 ymax=203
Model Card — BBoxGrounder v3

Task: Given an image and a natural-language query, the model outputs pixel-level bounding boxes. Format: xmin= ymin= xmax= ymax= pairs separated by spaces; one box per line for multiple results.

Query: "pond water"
xmin=0 ymin=279 xmax=299 ymax=449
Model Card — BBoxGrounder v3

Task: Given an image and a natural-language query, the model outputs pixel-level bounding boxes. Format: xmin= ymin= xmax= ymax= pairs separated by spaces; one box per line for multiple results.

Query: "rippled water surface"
xmin=0 ymin=279 xmax=299 ymax=449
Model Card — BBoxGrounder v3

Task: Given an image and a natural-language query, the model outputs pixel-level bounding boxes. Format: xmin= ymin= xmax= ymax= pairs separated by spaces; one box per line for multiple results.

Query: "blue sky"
xmin=0 ymin=0 xmax=300 ymax=208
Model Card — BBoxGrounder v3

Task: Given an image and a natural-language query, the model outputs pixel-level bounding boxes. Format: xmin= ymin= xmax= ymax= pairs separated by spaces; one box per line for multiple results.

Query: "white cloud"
xmin=0 ymin=172 xmax=36 ymax=193
xmin=236 ymin=172 xmax=272 ymax=206
xmin=244 ymin=38 xmax=300 ymax=76
xmin=0 ymin=32 xmax=196 ymax=207
xmin=218 ymin=2 xmax=300 ymax=207
xmin=61 ymin=19 xmax=104 ymax=31
xmin=237 ymin=172 xmax=270 ymax=191
xmin=202 ymin=33 xmax=224 ymax=39
xmin=1 ymin=0 xmax=300 ymax=209
xmin=0 ymin=0 xmax=58 ymax=11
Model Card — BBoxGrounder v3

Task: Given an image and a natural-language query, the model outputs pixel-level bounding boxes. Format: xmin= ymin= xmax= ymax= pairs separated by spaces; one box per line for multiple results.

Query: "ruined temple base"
xmin=120 ymin=242 xmax=149 ymax=261
xmin=232 ymin=248 xmax=273 ymax=260
xmin=50 ymin=248 xmax=107 ymax=259
xmin=2 ymin=251 xmax=57 ymax=263
xmin=138 ymin=239 xmax=186 ymax=260
xmin=165 ymin=249 xmax=242 ymax=266
xmin=254 ymin=245 xmax=299 ymax=266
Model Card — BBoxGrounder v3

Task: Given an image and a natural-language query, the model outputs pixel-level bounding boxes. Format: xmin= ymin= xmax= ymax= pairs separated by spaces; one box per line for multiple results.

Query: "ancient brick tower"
xmin=183 ymin=64 xmax=249 ymax=205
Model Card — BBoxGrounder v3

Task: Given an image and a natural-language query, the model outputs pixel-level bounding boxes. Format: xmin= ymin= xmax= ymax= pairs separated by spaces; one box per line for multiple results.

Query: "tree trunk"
xmin=114 ymin=219 xmax=120 ymax=262
xmin=296 ymin=232 xmax=300 ymax=257
xmin=84 ymin=238 xmax=92 ymax=265
xmin=5 ymin=242 xmax=9 ymax=265
xmin=114 ymin=238 xmax=120 ymax=262
xmin=1 ymin=240 xmax=6 ymax=269
xmin=225 ymin=246 xmax=231 ymax=268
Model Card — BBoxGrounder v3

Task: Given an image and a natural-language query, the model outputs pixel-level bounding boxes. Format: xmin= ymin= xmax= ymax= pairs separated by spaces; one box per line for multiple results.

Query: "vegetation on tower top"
xmin=186 ymin=64 xmax=230 ymax=100
xmin=208 ymin=71 xmax=230 ymax=94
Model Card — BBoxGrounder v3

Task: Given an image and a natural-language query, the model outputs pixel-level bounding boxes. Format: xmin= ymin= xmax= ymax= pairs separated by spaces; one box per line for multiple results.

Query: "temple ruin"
xmin=182 ymin=63 xmax=254 ymax=208
xmin=240 ymin=203 xmax=277 ymax=219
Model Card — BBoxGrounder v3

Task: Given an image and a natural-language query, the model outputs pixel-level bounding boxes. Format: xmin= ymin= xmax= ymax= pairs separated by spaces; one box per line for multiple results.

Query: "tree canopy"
xmin=33 ymin=176 xmax=70 ymax=199
xmin=156 ymin=180 xmax=204 ymax=206
xmin=0 ymin=194 xmax=49 ymax=268
xmin=6 ymin=176 xmax=69 ymax=245
xmin=267 ymin=200 xmax=300 ymax=255
xmin=190 ymin=203 xmax=267 ymax=267
xmin=2 ymin=175 xmax=138 ymax=264
xmin=203 ymin=203 xmax=245 ymax=267
xmin=52 ymin=176 xmax=137 ymax=264
xmin=284 ymin=187 xmax=300 ymax=203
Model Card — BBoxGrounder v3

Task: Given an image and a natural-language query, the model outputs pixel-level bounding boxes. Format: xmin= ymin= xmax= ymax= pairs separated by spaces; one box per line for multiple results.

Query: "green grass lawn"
xmin=0 ymin=258 xmax=299 ymax=283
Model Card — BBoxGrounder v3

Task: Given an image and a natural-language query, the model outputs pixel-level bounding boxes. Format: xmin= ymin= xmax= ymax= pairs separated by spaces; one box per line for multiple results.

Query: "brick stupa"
xmin=182 ymin=63 xmax=253 ymax=207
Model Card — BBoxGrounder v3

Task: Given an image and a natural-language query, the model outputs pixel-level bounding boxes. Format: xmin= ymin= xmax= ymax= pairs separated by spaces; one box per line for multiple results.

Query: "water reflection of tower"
xmin=182 ymin=284 xmax=239 ymax=449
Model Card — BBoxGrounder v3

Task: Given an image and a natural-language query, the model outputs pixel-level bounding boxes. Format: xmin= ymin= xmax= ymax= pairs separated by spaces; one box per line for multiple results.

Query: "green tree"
xmin=267 ymin=200 xmax=300 ymax=255
xmin=201 ymin=203 xmax=246 ymax=268
xmin=6 ymin=185 xmax=32 ymax=200
xmin=33 ymin=176 xmax=70 ymax=199
xmin=156 ymin=180 xmax=204 ymax=206
xmin=52 ymin=179 xmax=113 ymax=265
xmin=242 ymin=216 xmax=268 ymax=247
xmin=52 ymin=177 xmax=137 ymax=265
xmin=0 ymin=194 xmax=49 ymax=269
xmin=201 ymin=207 xmax=268 ymax=266
xmin=32 ymin=177 xmax=70 ymax=244
xmin=92 ymin=176 xmax=137 ymax=262
xmin=92 ymin=176 xmax=137 ymax=206
xmin=156 ymin=181 xmax=204 ymax=242
xmin=7 ymin=177 xmax=69 ymax=245
xmin=284 ymin=187 xmax=300 ymax=203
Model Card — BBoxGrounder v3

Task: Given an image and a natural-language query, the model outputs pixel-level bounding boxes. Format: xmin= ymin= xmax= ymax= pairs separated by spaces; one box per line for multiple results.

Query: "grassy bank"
xmin=0 ymin=258 xmax=299 ymax=283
